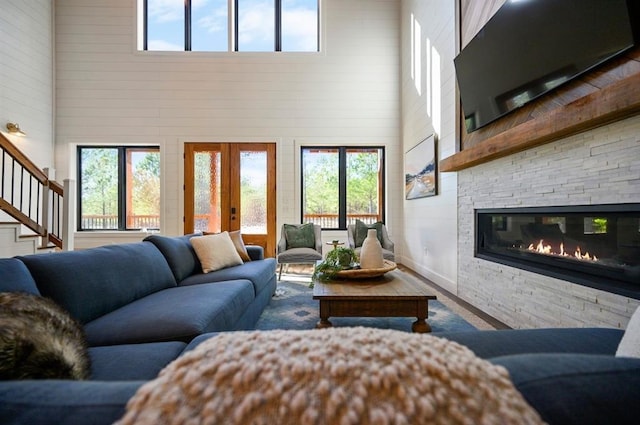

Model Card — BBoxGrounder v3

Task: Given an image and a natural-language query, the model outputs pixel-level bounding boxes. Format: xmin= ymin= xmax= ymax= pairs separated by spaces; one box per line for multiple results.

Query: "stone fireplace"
xmin=476 ymin=204 xmax=640 ymax=298
xmin=457 ymin=115 xmax=640 ymax=329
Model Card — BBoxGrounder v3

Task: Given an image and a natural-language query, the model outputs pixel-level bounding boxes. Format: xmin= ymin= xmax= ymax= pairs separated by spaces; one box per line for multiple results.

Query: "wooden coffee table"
xmin=312 ymin=269 xmax=437 ymax=333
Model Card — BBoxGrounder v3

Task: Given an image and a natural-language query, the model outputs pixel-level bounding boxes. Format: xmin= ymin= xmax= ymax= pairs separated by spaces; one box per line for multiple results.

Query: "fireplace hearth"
xmin=476 ymin=204 xmax=640 ymax=299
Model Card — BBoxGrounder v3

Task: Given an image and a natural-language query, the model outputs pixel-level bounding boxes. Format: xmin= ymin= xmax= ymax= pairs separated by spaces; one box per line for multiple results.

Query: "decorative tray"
xmin=335 ymin=260 xmax=397 ymax=279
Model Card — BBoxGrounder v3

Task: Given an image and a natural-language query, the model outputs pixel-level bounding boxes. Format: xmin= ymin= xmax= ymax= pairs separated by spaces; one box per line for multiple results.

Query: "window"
xmin=140 ymin=0 xmax=318 ymax=52
xmin=301 ymin=147 xmax=385 ymax=229
xmin=78 ymin=147 xmax=160 ymax=231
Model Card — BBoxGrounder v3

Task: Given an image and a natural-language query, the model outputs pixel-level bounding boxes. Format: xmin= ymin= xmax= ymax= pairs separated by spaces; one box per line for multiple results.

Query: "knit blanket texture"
xmin=116 ymin=327 xmax=544 ymax=425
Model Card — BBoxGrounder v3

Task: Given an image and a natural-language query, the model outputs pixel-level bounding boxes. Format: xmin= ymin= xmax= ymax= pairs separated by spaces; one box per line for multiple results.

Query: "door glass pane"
xmin=126 ymin=149 xmax=160 ymax=230
xmin=240 ymin=151 xmax=267 ymax=234
xmin=237 ymin=0 xmax=275 ymax=51
xmin=79 ymin=148 xmax=118 ymax=230
xmin=346 ymin=148 xmax=382 ymax=225
xmin=146 ymin=0 xmax=184 ymax=51
xmin=194 ymin=151 xmax=221 ymax=233
xmin=192 ymin=0 xmax=228 ymax=51
xmin=282 ymin=0 xmax=318 ymax=52
xmin=302 ymin=148 xmax=339 ymax=228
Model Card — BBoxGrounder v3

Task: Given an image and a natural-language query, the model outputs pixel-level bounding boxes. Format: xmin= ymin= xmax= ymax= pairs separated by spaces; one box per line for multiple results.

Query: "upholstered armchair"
xmin=276 ymin=224 xmax=323 ymax=280
xmin=347 ymin=223 xmax=395 ymax=261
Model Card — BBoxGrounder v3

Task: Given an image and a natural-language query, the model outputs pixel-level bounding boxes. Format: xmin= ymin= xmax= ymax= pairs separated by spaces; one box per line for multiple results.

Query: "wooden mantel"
xmin=440 ymin=72 xmax=640 ymax=172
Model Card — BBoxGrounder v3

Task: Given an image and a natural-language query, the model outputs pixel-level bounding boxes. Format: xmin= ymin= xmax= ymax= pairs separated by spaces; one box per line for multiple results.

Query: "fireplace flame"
xmin=527 ymin=240 xmax=598 ymax=262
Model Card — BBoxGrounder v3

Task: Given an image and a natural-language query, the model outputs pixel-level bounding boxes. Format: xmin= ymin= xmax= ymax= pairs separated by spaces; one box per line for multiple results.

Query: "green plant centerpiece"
xmin=310 ymin=247 xmax=358 ymax=286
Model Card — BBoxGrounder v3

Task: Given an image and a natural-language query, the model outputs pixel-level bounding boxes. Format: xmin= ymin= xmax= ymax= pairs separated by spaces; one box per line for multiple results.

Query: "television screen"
xmin=454 ymin=0 xmax=639 ymax=133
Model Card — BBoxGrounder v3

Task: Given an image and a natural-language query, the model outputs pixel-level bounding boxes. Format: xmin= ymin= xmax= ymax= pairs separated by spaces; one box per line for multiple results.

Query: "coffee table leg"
xmin=316 ymin=301 xmax=333 ymax=329
xmin=412 ymin=300 xmax=431 ymax=333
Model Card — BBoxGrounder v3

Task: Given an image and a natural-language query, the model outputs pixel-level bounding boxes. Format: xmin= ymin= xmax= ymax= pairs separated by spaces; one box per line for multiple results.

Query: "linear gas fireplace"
xmin=476 ymin=204 xmax=640 ymax=299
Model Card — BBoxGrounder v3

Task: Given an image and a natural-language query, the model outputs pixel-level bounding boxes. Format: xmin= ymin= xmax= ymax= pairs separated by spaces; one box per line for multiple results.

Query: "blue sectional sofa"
xmin=1 ymin=235 xmax=640 ymax=424
xmin=436 ymin=328 xmax=640 ymax=425
xmin=0 ymin=234 xmax=277 ymax=424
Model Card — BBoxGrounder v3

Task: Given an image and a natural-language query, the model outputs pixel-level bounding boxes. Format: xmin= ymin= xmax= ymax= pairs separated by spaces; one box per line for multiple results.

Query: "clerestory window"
xmin=77 ymin=146 xmax=160 ymax=231
xmin=301 ymin=147 xmax=385 ymax=230
xmin=140 ymin=0 xmax=319 ymax=52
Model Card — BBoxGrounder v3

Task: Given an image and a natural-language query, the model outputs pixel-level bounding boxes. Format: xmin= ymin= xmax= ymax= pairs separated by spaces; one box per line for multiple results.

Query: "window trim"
xmin=77 ymin=145 xmax=160 ymax=232
xmin=300 ymin=146 xmax=386 ymax=230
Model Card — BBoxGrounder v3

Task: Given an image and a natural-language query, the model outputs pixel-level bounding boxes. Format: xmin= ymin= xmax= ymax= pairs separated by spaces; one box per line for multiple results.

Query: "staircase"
xmin=0 ymin=222 xmax=55 ymax=256
xmin=0 ymin=132 xmax=74 ymax=257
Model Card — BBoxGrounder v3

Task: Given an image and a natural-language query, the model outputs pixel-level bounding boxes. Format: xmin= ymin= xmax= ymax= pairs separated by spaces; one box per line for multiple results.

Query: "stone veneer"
xmin=457 ymin=115 xmax=640 ymax=329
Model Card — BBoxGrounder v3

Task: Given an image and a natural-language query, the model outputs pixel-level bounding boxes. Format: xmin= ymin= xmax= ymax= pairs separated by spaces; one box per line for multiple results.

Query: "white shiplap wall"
xmin=399 ymin=0 xmax=458 ymax=293
xmin=54 ymin=0 xmax=402 ymax=248
xmin=0 ymin=0 xmax=54 ymax=169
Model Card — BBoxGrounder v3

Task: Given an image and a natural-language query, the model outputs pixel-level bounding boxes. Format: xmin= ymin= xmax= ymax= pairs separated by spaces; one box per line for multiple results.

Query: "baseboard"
xmin=397 ymin=261 xmax=510 ymax=330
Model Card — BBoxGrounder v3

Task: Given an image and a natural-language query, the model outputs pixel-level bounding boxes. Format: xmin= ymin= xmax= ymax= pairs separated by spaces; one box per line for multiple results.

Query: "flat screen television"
xmin=454 ymin=0 xmax=640 ymax=133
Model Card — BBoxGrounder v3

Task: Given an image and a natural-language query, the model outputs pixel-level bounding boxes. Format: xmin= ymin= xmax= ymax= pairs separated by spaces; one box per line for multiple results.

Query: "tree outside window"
xmin=78 ymin=147 xmax=160 ymax=231
xmin=302 ymin=147 xmax=384 ymax=229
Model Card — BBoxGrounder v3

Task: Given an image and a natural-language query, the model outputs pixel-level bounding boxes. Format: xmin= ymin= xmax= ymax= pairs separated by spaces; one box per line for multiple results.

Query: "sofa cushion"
xmin=179 ymin=258 xmax=276 ymax=296
xmin=190 ymin=232 xmax=244 ymax=273
xmin=492 ymin=353 xmax=640 ymax=425
xmin=144 ymin=234 xmax=202 ymax=282
xmin=435 ymin=328 xmax=625 ymax=359
xmin=18 ymin=243 xmax=177 ymax=324
xmin=0 ymin=258 xmax=39 ymax=295
xmin=83 ymin=280 xmax=255 ymax=345
xmin=0 ymin=380 xmax=144 ymax=425
xmin=89 ymin=342 xmax=186 ymax=381
xmin=616 ymin=306 xmax=640 ymax=358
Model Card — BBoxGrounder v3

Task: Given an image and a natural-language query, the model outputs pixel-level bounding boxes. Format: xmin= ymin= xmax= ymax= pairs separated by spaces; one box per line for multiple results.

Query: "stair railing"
xmin=0 ymin=132 xmax=73 ymax=250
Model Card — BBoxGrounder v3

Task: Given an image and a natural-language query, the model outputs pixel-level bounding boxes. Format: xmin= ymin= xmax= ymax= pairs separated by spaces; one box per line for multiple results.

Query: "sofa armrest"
xmin=0 ymin=380 xmax=144 ymax=425
xmin=435 ymin=328 xmax=624 ymax=358
xmin=246 ymin=245 xmax=264 ymax=261
xmin=491 ymin=353 xmax=640 ymax=425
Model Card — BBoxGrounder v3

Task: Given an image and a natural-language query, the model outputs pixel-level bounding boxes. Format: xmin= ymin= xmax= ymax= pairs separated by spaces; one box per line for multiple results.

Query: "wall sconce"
xmin=6 ymin=122 xmax=26 ymax=137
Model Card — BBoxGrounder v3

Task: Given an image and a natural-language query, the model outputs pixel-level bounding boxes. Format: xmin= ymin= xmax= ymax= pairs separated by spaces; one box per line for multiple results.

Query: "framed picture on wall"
xmin=405 ymin=134 xmax=437 ymax=199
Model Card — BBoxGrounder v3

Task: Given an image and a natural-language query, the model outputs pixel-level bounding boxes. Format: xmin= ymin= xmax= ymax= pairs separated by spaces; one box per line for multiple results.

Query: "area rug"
xmin=254 ymin=281 xmax=477 ymax=333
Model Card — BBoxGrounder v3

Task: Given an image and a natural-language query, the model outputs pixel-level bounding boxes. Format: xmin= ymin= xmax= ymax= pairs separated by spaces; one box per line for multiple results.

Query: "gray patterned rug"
xmin=254 ymin=281 xmax=477 ymax=333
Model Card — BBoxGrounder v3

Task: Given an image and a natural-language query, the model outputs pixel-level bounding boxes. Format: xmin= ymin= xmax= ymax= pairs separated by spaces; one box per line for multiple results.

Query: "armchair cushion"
xmin=283 ymin=223 xmax=316 ymax=249
xmin=277 ymin=247 xmax=323 ymax=263
xmin=354 ymin=219 xmax=384 ymax=247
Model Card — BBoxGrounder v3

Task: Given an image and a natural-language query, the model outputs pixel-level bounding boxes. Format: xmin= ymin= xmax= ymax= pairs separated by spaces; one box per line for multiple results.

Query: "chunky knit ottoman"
xmin=117 ymin=327 xmax=544 ymax=425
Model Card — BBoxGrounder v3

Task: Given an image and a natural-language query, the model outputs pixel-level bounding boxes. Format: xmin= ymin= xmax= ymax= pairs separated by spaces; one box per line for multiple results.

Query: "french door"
xmin=184 ymin=143 xmax=276 ymax=257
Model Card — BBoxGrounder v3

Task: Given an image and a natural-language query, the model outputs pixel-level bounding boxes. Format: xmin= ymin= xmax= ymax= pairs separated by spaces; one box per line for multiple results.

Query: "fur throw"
xmin=0 ymin=292 xmax=91 ymax=380
xmin=117 ymin=327 xmax=544 ymax=425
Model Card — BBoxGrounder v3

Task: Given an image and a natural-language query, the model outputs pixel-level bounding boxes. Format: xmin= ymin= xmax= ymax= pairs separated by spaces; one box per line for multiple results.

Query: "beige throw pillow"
xmin=203 ymin=231 xmax=251 ymax=262
xmin=191 ymin=232 xmax=244 ymax=273
xmin=229 ymin=230 xmax=251 ymax=262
